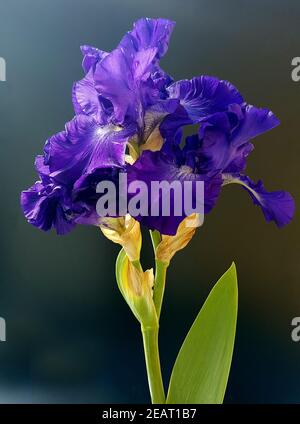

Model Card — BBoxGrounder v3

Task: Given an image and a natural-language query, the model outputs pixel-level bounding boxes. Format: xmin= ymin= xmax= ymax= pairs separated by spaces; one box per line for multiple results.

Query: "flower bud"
xmin=116 ymin=250 xmax=157 ymax=327
xmin=156 ymin=214 xmax=200 ymax=265
xmin=100 ymin=215 xmax=142 ymax=262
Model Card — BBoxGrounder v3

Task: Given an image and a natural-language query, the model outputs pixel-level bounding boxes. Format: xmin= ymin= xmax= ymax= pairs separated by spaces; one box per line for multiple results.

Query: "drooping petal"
xmin=45 ymin=114 xmax=136 ymax=185
xmin=198 ymin=104 xmax=279 ymax=174
xmin=126 ymin=150 xmax=222 ymax=235
xmin=34 ymin=155 xmax=51 ymax=182
xmin=223 ymin=174 xmax=295 ymax=227
xmin=229 ymin=104 xmax=280 ymax=149
xmin=20 ymin=182 xmax=75 ymax=235
xmin=72 ymin=165 xmax=126 ymax=227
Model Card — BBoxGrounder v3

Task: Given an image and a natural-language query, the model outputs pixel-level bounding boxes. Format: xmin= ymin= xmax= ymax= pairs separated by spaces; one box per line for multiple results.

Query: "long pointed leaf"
xmin=167 ymin=262 xmax=238 ymax=404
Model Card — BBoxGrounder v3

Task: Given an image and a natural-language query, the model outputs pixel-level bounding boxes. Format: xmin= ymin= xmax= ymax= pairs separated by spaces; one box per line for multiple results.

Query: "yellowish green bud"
xmin=156 ymin=214 xmax=200 ymax=265
xmin=116 ymin=250 xmax=158 ymax=328
xmin=100 ymin=215 xmax=142 ymax=262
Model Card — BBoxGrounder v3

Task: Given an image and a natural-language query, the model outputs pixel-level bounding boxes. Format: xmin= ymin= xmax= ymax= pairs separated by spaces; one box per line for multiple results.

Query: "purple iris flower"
xmin=22 ymin=18 xmax=176 ymax=234
xmin=127 ymin=102 xmax=294 ymax=233
xmin=21 ymin=17 xmax=294 ymax=235
xmin=73 ymin=18 xmax=177 ymax=132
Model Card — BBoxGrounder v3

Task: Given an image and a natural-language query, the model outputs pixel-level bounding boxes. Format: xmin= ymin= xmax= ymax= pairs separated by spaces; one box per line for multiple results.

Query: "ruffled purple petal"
xmin=73 ymin=167 xmax=123 ymax=224
xmin=20 ymin=182 xmax=75 ymax=235
xmin=34 ymin=155 xmax=51 ymax=183
xmin=45 ymin=114 xmax=136 ymax=185
xmin=72 ymin=71 xmax=112 ymax=125
xmin=197 ymin=104 xmax=279 ymax=174
xmin=126 ymin=150 xmax=222 ymax=235
xmin=119 ymin=18 xmax=175 ymax=61
xmin=223 ymin=174 xmax=295 ymax=227
xmin=93 ymin=18 xmax=175 ymax=125
xmin=80 ymin=45 xmax=108 ymax=74
xmin=167 ymin=76 xmax=243 ymax=122
xmin=229 ymin=104 xmax=280 ymax=148
xmin=94 ymin=47 xmax=160 ymax=124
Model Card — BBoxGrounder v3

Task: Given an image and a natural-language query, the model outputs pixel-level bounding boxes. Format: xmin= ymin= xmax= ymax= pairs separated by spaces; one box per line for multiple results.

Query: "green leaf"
xmin=167 ymin=262 xmax=238 ymax=404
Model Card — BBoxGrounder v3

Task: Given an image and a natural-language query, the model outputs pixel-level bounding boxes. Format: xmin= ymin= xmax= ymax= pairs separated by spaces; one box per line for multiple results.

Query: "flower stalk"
xmin=141 ymin=324 xmax=165 ymax=404
xmin=153 ymin=260 xmax=168 ymax=320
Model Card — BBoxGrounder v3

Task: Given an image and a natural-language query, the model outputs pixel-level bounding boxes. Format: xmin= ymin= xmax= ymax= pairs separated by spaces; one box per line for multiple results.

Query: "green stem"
xmin=149 ymin=230 xmax=168 ymax=318
xmin=139 ymin=230 xmax=167 ymax=403
xmin=150 ymin=230 xmax=161 ymax=250
xmin=141 ymin=325 xmax=165 ymax=404
xmin=153 ymin=260 xmax=168 ymax=319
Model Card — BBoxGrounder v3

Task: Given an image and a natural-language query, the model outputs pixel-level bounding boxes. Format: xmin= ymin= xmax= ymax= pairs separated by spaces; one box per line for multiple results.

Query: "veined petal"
xmin=93 ymin=18 xmax=175 ymax=125
xmin=72 ymin=71 xmax=112 ymax=124
xmin=223 ymin=174 xmax=295 ymax=227
xmin=80 ymin=45 xmax=108 ymax=74
xmin=198 ymin=104 xmax=279 ymax=174
xmin=126 ymin=150 xmax=222 ymax=235
xmin=142 ymin=98 xmax=179 ymax=150
xmin=119 ymin=18 xmax=175 ymax=60
xmin=34 ymin=155 xmax=50 ymax=182
xmin=230 ymin=104 xmax=280 ymax=148
xmin=167 ymin=76 xmax=243 ymax=122
xmin=20 ymin=182 xmax=75 ymax=235
xmin=94 ymin=48 xmax=135 ymax=123
xmin=45 ymin=114 xmax=135 ymax=184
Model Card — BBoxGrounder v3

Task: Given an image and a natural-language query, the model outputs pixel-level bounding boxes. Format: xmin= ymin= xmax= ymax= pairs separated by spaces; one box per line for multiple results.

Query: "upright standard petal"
xmin=93 ymin=18 xmax=175 ymax=126
xmin=94 ymin=46 xmax=159 ymax=124
xmin=167 ymin=76 xmax=243 ymax=122
xmin=73 ymin=46 xmax=111 ymax=124
xmin=119 ymin=18 xmax=175 ymax=60
xmin=80 ymin=45 xmax=108 ymax=74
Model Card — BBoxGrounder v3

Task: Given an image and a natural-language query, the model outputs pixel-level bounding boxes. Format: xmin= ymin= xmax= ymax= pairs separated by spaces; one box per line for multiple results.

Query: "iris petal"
xmin=167 ymin=76 xmax=243 ymax=122
xmin=20 ymin=182 xmax=75 ymax=235
xmin=119 ymin=17 xmax=175 ymax=61
xmin=195 ymin=104 xmax=280 ymax=174
xmin=126 ymin=150 xmax=222 ymax=235
xmin=93 ymin=18 xmax=175 ymax=125
xmin=80 ymin=45 xmax=108 ymax=74
xmin=45 ymin=114 xmax=135 ymax=184
xmin=223 ymin=174 xmax=295 ymax=227
xmin=72 ymin=72 xmax=108 ymax=124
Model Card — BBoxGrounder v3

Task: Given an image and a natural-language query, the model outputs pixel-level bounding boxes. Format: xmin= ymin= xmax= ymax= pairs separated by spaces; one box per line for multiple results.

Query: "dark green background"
xmin=0 ymin=0 xmax=299 ymax=403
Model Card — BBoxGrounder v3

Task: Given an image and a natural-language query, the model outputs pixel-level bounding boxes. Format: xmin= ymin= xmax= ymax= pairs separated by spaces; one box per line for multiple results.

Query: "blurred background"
xmin=0 ymin=0 xmax=299 ymax=403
